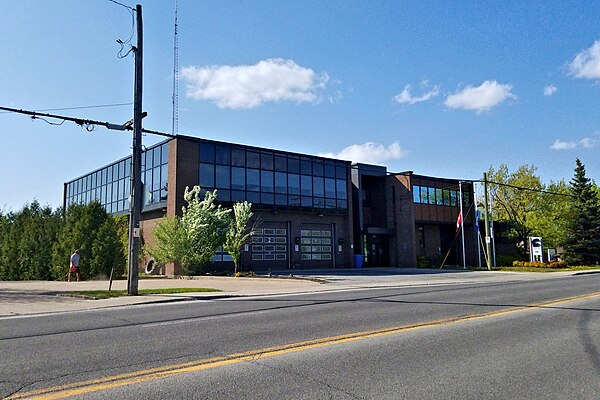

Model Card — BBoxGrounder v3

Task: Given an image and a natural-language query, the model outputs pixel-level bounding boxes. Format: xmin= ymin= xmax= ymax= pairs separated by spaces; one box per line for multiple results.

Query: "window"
xmin=336 ymin=179 xmax=347 ymax=199
xmin=261 ymin=153 xmax=274 ymax=170
xmin=275 ymin=172 xmax=287 ymax=194
xmin=231 ymin=167 xmax=245 ymax=190
xmin=288 ymin=174 xmax=300 ymax=195
xmin=231 ymin=148 xmax=245 ymax=167
xmin=261 ymin=170 xmax=274 ymax=192
xmin=247 ymin=169 xmax=260 ymax=192
xmin=216 ymin=165 xmax=230 ymax=189
xmin=313 ymin=177 xmax=324 ymax=197
xmin=247 ymin=152 xmax=260 ymax=169
xmin=428 ymin=187 xmax=436 ymax=205
xmin=413 ymin=185 xmax=421 ymax=203
xmin=215 ymin=145 xmax=230 ymax=165
xmin=199 ymin=143 xmax=215 ymax=163
xmin=199 ymin=163 xmax=215 ymax=188
xmin=301 ymin=175 xmax=312 ymax=196
xmin=301 ymin=229 xmax=332 ymax=261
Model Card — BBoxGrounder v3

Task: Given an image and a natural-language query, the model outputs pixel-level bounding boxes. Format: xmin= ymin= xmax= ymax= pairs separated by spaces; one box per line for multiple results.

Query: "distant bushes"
xmin=511 ymin=260 xmax=568 ymax=269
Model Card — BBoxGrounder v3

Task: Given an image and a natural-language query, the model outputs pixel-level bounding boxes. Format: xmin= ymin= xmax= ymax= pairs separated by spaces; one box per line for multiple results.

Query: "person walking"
xmin=68 ymin=249 xmax=81 ymax=282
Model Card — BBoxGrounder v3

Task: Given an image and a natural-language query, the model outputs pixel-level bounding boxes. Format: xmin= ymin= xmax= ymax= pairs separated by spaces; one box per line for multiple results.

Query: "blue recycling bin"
xmin=354 ymin=254 xmax=364 ymax=269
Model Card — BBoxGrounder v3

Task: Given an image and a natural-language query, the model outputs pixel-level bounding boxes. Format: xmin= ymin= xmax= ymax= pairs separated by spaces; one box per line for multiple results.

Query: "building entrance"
xmin=366 ymin=234 xmax=389 ymax=267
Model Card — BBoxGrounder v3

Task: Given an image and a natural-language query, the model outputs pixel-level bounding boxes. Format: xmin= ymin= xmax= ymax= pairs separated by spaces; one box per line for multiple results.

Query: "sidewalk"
xmin=1 ymin=268 xmax=597 ymax=318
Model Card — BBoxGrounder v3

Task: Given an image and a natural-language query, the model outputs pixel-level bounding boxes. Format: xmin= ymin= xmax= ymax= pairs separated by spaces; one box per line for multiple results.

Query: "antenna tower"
xmin=171 ymin=0 xmax=179 ymax=136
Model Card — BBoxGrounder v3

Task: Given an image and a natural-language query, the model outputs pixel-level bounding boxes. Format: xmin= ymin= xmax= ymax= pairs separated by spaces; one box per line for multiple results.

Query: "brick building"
xmin=64 ymin=135 xmax=476 ymax=274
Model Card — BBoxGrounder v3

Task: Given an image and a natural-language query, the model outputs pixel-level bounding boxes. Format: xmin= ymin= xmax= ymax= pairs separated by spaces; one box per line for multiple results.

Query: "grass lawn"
xmin=66 ymin=287 xmax=221 ymax=299
xmin=437 ymin=265 xmax=600 ymax=273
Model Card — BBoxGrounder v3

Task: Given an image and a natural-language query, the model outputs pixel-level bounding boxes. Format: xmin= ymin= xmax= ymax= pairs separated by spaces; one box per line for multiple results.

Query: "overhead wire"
xmin=0 ymin=102 xmax=133 ymax=114
xmin=109 ymin=0 xmax=136 ymax=59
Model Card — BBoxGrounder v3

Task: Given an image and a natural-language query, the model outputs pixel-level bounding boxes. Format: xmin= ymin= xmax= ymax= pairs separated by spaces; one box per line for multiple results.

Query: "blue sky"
xmin=1 ymin=0 xmax=600 ymax=211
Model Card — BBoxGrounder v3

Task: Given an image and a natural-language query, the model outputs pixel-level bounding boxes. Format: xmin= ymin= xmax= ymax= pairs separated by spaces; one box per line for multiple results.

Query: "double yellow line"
xmin=9 ymin=291 xmax=600 ymax=399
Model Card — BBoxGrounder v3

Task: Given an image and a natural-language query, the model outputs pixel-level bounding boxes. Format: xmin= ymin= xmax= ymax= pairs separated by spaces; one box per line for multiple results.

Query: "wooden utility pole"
xmin=128 ymin=4 xmax=143 ymax=295
xmin=483 ymin=173 xmax=492 ymax=271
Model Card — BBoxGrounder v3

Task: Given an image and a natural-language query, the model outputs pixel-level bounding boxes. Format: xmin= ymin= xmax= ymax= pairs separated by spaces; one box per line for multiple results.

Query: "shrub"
xmin=511 ymin=260 xmax=568 ymax=269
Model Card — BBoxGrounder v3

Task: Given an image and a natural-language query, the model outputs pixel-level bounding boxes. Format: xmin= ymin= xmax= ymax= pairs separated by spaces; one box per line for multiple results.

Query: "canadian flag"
xmin=456 ymin=211 xmax=462 ymax=231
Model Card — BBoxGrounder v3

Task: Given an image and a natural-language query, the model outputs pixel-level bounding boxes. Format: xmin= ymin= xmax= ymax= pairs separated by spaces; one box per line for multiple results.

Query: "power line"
xmin=0 ymin=105 xmax=176 ymax=138
xmin=0 ymin=102 xmax=132 ymax=114
xmin=107 ymin=0 xmax=135 ymax=12
xmin=481 ymin=179 xmax=573 ymax=197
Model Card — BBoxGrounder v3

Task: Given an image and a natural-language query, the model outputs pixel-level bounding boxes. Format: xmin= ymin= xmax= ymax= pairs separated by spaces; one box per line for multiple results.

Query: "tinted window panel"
xmin=274 ymin=156 xmax=287 ymax=172
xmin=199 ymin=143 xmax=215 ymax=163
xmin=215 ymin=145 xmax=230 ymax=165
xmin=231 ymin=167 xmax=245 ymax=190
xmin=275 ymin=172 xmax=287 ymax=194
xmin=313 ymin=161 xmax=324 ymax=177
xmin=216 ymin=165 xmax=230 ymax=189
xmin=161 ymin=143 xmax=168 ymax=166
xmin=288 ymin=157 xmax=300 ymax=173
xmin=261 ymin=153 xmax=274 ymax=170
xmin=247 ymin=169 xmax=260 ymax=191
xmin=325 ymin=178 xmax=336 ymax=198
xmin=313 ymin=177 xmax=324 ymax=197
xmin=301 ymin=175 xmax=312 ymax=196
xmin=247 ymin=191 xmax=260 ymax=203
xmin=247 ymin=152 xmax=260 ymax=169
xmin=231 ymin=148 xmax=245 ymax=167
xmin=300 ymin=158 xmax=312 ymax=174
xmin=199 ymin=163 xmax=215 ymax=187
xmin=261 ymin=170 xmax=274 ymax=192
xmin=288 ymin=174 xmax=300 ymax=195
xmin=336 ymin=179 xmax=347 ymax=199
xmin=324 ymin=163 xmax=335 ymax=178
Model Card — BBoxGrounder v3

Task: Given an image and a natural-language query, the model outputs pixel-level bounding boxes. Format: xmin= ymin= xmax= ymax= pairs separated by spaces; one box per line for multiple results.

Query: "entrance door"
xmin=440 ymin=225 xmax=458 ymax=266
xmin=366 ymin=234 xmax=389 ymax=267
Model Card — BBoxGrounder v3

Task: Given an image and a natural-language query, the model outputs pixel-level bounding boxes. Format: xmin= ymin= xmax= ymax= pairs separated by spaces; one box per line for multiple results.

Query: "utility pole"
xmin=128 ymin=4 xmax=143 ymax=295
xmin=459 ymin=181 xmax=466 ymax=269
xmin=483 ymin=173 xmax=492 ymax=271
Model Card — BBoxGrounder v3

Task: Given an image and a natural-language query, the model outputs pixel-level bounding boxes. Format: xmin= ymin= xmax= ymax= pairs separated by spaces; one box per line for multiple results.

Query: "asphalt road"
xmin=2 ymin=274 xmax=600 ymax=399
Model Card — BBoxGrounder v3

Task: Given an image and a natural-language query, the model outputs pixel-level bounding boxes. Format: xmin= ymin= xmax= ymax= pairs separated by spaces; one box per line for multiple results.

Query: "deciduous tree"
xmin=224 ymin=201 xmax=254 ymax=275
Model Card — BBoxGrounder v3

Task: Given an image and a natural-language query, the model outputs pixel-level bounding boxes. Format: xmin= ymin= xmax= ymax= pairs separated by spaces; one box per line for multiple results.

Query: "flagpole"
xmin=459 ymin=181 xmax=466 ymax=269
xmin=474 ymin=183 xmax=481 ymax=269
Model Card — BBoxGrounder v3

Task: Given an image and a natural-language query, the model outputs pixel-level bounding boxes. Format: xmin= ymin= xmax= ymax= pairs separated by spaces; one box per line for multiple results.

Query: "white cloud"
xmin=181 ymin=58 xmax=329 ymax=109
xmin=550 ymin=139 xmax=577 ymax=150
xmin=319 ymin=142 xmax=407 ymax=165
xmin=444 ymin=80 xmax=516 ymax=114
xmin=568 ymin=40 xmax=600 ymax=79
xmin=550 ymin=136 xmax=600 ymax=150
xmin=544 ymin=85 xmax=558 ymax=96
xmin=394 ymin=82 xmax=440 ymax=105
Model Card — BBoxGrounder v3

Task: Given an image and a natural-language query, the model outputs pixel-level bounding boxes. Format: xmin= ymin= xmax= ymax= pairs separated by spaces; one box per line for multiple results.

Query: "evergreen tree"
xmin=51 ymin=202 xmax=125 ymax=280
xmin=0 ymin=202 xmax=61 ymax=280
xmin=563 ymin=159 xmax=600 ymax=265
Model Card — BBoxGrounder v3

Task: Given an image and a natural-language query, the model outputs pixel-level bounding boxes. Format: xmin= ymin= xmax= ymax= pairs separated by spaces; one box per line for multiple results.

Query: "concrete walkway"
xmin=1 ymin=268 xmax=597 ymax=318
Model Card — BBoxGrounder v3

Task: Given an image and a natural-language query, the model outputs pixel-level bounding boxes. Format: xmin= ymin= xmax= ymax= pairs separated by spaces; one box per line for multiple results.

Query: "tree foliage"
xmin=148 ymin=186 xmax=231 ymax=274
xmin=487 ymin=164 xmax=544 ymax=254
xmin=0 ymin=202 xmax=62 ymax=280
xmin=51 ymin=202 xmax=125 ymax=280
xmin=224 ymin=201 xmax=254 ymax=274
xmin=562 ymin=159 xmax=600 ymax=265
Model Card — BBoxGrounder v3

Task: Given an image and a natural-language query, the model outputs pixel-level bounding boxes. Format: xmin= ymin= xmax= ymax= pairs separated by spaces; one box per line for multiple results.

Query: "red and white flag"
xmin=456 ymin=211 xmax=462 ymax=231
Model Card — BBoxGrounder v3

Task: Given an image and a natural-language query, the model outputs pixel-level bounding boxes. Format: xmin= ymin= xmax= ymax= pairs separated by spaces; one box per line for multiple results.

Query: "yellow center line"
xmin=9 ymin=291 xmax=600 ymax=399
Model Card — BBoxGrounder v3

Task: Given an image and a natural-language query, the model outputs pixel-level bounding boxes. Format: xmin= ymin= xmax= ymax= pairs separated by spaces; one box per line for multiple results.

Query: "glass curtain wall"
xmin=65 ymin=142 xmax=169 ymax=213
xmin=198 ymin=141 xmax=348 ymax=212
